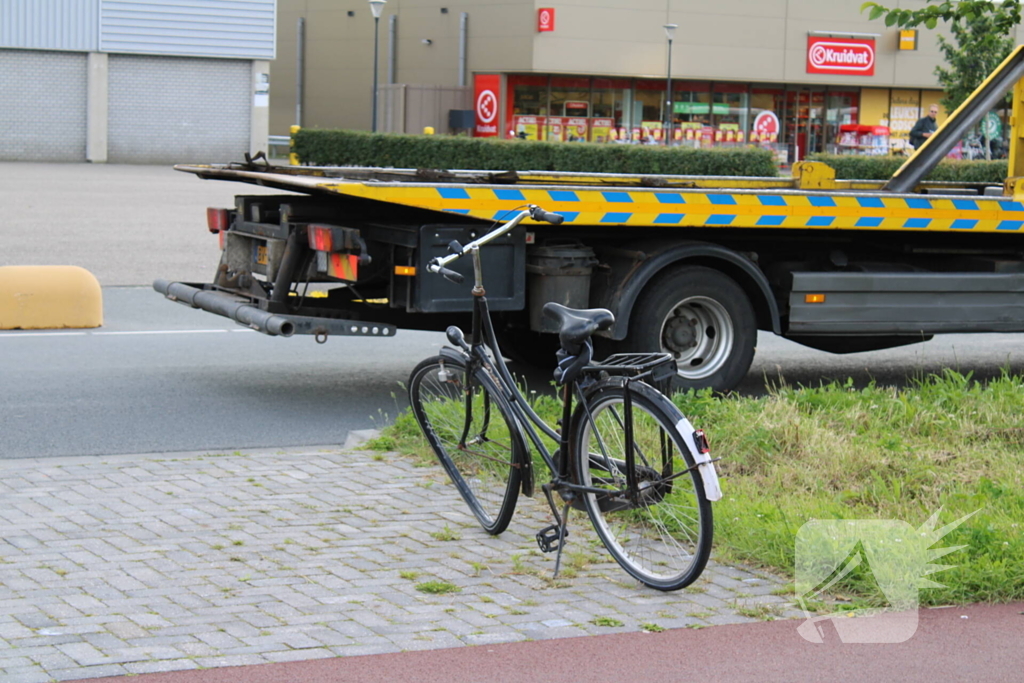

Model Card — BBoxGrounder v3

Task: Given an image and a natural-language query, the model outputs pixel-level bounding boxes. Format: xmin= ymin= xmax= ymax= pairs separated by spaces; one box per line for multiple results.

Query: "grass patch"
xmin=674 ymin=370 xmax=1024 ymax=606
xmin=415 ymin=580 xmax=461 ymax=595
xmin=590 ymin=616 xmax=624 ymax=627
xmin=430 ymin=524 xmax=462 ymax=542
xmin=380 ymin=369 xmax=1024 ymax=605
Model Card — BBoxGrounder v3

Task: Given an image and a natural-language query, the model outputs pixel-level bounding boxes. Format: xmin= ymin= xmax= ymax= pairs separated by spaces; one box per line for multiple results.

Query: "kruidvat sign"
xmin=806 ymin=36 xmax=875 ymax=76
xmin=473 ymin=74 xmax=500 ymax=137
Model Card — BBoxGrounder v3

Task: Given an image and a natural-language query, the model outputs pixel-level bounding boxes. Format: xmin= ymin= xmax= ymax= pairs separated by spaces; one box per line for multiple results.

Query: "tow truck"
xmin=156 ymin=46 xmax=1024 ymax=393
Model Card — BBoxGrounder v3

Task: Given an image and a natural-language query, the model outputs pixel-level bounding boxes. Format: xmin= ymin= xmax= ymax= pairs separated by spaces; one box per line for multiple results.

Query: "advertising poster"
xmin=473 ymin=74 xmax=501 ymax=137
xmin=566 ymin=117 xmax=589 ymax=141
xmin=546 ymin=116 xmax=566 ymax=142
xmin=888 ymin=90 xmax=921 ymax=152
xmin=591 ymin=118 xmax=614 ymax=142
xmin=511 ymin=115 xmax=543 ymax=140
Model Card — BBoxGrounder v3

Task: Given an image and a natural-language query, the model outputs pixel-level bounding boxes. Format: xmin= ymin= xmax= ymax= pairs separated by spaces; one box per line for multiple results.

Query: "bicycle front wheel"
xmin=571 ymin=380 xmax=712 ymax=590
xmin=408 ymin=354 xmax=523 ymax=535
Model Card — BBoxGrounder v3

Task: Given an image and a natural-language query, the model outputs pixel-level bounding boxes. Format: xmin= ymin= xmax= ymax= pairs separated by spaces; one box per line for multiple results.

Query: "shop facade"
xmin=486 ymin=73 xmax=945 ymax=163
xmin=273 ymin=1 xmax=1022 ymax=158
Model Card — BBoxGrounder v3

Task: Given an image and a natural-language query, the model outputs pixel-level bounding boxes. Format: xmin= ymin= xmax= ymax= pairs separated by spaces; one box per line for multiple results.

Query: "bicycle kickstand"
xmin=536 ymin=484 xmax=572 ymax=577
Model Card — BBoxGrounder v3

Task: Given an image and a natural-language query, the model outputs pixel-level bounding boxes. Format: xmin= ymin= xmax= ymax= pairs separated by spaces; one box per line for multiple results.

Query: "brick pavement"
xmin=0 ymin=436 xmax=800 ymax=682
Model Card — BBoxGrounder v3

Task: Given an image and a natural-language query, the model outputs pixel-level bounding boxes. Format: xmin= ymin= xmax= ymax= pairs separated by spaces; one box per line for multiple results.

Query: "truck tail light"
xmin=308 ymin=224 xmax=335 ymax=252
xmin=207 ymin=208 xmax=230 ymax=233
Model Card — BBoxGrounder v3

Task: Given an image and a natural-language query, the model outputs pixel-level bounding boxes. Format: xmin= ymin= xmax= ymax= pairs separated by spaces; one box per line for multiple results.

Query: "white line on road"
xmin=0 ymin=329 xmax=257 ymax=338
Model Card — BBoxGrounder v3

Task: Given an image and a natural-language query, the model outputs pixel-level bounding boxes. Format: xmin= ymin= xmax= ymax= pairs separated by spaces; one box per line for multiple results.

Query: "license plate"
xmin=255 ymin=244 xmax=268 ymax=265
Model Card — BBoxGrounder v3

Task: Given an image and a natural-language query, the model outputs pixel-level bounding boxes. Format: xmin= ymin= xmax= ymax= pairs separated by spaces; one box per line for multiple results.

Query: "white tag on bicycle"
xmin=675 ymin=417 xmax=723 ymax=502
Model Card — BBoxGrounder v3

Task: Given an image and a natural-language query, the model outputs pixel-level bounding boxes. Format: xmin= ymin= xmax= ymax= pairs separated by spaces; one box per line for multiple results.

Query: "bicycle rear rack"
xmin=584 ymin=352 xmax=677 ymax=392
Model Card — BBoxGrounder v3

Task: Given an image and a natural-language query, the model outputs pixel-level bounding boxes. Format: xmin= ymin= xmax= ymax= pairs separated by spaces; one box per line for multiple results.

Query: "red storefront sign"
xmin=538 ymin=8 xmax=555 ymax=32
xmin=806 ymin=36 xmax=875 ymax=76
xmin=473 ymin=74 xmax=500 ymax=137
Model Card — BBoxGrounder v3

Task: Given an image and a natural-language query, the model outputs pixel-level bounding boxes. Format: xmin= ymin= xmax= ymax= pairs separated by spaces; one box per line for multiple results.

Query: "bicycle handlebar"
xmin=426 ymin=205 xmax=563 ymax=278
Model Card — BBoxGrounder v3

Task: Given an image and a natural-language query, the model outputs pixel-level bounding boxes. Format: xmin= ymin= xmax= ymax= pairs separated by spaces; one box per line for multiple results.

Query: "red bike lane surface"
xmin=75 ymin=602 xmax=1023 ymax=683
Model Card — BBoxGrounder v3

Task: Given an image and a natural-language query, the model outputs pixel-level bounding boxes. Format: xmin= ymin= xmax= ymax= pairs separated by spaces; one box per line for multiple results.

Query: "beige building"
xmin=272 ymin=0 xmax=1019 ymax=160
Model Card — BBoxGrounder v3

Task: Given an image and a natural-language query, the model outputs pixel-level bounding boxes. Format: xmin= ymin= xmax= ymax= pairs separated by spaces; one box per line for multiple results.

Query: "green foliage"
xmin=382 ymin=370 xmax=1024 ymax=604
xmin=415 ymin=580 xmax=461 ymax=594
xmin=807 ymin=153 xmax=1007 ymax=183
xmin=673 ymin=370 xmax=1024 ymax=606
xmin=934 ymin=11 xmax=1015 ymax=119
xmin=293 ymin=129 xmax=778 ymax=177
xmin=861 ymin=1 xmax=1022 ymax=34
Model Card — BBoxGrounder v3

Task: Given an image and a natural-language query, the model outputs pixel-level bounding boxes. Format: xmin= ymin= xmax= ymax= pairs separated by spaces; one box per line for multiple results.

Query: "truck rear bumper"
xmin=153 ymin=280 xmax=396 ymax=339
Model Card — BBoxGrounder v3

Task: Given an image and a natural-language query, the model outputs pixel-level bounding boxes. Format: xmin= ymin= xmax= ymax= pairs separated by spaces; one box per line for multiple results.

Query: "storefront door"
xmin=785 ymin=87 xmax=826 ymax=162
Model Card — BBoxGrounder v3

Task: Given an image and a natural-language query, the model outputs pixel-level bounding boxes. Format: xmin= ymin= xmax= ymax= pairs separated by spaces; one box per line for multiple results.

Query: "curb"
xmin=0 ymin=265 xmax=103 ymax=329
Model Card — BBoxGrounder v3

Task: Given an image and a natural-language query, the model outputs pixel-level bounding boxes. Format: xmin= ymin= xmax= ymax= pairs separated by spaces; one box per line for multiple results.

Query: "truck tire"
xmin=625 ymin=266 xmax=756 ymax=393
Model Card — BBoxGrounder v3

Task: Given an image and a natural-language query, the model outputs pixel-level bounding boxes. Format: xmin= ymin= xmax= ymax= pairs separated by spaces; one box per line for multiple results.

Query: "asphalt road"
xmin=0 ymin=286 xmax=450 ymax=459
xmin=4 ymin=161 xmax=1024 ymax=459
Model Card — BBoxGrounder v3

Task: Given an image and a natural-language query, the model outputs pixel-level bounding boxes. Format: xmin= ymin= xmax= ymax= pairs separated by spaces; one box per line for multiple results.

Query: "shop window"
xmin=634 ymin=80 xmax=668 ymax=142
xmin=592 ymin=78 xmax=631 ymax=142
xmin=666 ymin=81 xmax=706 ymax=145
xmin=712 ymin=83 xmax=749 ymax=146
xmin=510 ymin=75 xmax=548 ymax=117
xmin=549 ymin=77 xmax=591 ymax=142
xmin=508 ymin=75 xmax=548 ymax=140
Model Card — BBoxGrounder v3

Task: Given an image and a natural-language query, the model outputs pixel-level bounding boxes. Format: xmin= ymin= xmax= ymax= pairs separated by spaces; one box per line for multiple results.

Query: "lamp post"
xmin=369 ymin=0 xmax=386 ymax=133
xmin=664 ymin=23 xmax=677 ymax=147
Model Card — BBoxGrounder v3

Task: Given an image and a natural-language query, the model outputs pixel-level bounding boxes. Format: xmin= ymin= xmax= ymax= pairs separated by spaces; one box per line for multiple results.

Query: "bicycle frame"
xmin=432 ymin=207 xmax=643 ymax=501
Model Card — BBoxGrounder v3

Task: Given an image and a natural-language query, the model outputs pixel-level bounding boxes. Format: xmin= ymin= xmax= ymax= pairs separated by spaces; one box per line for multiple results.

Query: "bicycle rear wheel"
xmin=571 ymin=379 xmax=712 ymax=590
xmin=408 ymin=354 xmax=524 ymax=535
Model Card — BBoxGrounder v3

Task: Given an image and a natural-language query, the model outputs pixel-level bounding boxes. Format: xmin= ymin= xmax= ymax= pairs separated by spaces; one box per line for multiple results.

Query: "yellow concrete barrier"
xmin=0 ymin=266 xmax=103 ymax=329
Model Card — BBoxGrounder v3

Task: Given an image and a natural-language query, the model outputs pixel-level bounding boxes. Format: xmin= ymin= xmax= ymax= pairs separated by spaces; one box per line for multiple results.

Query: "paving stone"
xmin=0 ymin=447 xmax=791 ymax=682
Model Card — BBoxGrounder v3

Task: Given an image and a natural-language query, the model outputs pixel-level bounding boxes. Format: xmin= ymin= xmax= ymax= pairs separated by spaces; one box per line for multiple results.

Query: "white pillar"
xmin=86 ymin=53 xmax=108 ymax=163
xmin=250 ymin=60 xmax=271 ymax=156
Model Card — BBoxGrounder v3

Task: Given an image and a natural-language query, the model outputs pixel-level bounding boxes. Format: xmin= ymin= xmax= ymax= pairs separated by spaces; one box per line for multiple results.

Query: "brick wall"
xmin=0 ymin=49 xmax=87 ymax=162
xmin=108 ymin=55 xmax=251 ymax=165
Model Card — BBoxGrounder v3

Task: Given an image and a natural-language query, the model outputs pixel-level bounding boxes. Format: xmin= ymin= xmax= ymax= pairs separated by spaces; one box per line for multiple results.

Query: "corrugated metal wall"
xmin=0 ymin=0 xmax=100 ymax=51
xmin=100 ymin=0 xmax=276 ymax=59
xmin=0 ymin=50 xmax=88 ymax=161
xmin=108 ymin=54 xmax=251 ymax=164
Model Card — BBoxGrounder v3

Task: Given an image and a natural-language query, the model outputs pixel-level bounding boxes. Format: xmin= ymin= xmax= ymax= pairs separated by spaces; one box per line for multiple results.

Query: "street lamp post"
xmin=369 ymin=0 xmax=387 ymax=133
xmin=664 ymin=23 xmax=677 ymax=147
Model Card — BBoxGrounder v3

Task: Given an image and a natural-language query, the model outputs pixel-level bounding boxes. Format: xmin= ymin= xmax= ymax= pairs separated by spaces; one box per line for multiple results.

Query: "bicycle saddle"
xmin=542 ymin=302 xmax=615 ymax=353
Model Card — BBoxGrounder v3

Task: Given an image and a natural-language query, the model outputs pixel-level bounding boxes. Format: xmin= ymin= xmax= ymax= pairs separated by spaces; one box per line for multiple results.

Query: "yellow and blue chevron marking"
xmin=322 ymin=183 xmax=1024 ymax=234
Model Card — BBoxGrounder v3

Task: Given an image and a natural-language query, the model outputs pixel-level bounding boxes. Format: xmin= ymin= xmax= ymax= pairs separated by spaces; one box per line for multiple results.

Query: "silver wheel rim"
xmin=659 ymin=296 xmax=734 ymax=381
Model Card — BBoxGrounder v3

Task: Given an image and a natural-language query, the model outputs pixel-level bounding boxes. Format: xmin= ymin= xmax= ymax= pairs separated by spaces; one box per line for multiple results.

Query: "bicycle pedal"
xmin=535 ymin=524 xmax=568 ymax=553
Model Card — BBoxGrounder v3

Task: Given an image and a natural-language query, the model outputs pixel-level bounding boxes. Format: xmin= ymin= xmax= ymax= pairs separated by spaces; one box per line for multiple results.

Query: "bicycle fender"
xmin=582 ymin=378 xmax=722 ymax=502
xmin=674 ymin=415 xmax=723 ymax=502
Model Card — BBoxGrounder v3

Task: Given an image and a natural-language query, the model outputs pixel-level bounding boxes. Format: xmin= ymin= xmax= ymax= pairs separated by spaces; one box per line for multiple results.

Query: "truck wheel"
xmin=626 ymin=266 xmax=756 ymax=393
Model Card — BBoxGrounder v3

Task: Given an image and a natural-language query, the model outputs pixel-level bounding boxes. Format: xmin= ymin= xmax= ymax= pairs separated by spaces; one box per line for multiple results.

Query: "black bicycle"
xmin=408 ymin=205 xmax=722 ymax=591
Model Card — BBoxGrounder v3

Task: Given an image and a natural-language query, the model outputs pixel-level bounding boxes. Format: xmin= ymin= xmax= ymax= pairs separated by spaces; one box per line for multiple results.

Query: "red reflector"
xmin=308 ymin=225 xmax=334 ymax=252
xmin=207 ymin=208 xmax=230 ymax=233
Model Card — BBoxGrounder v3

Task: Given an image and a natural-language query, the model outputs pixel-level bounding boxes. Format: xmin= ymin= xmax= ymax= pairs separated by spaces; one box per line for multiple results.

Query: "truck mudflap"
xmin=153 ymin=280 xmax=396 ymax=339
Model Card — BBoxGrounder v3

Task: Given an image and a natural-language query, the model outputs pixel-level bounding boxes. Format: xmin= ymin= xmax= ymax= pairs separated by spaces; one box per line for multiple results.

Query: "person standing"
xmin=909 ymin=104 xmax=939 ymax=149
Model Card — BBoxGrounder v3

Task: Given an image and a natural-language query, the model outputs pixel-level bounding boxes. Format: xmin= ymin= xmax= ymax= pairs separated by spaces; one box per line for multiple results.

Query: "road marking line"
xmin=92 ymin=330 xmax=229 ymax=336
xmin=0 ymin=332 xmax=89 ymax=338
xmin=0 ymin=329 xmax=258 ymax=338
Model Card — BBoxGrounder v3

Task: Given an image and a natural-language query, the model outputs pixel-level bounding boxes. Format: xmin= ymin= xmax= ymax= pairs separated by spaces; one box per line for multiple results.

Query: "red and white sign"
xmin=752 ymin=111 xmax=779 ymax=143
xmin=473 ymin=74 xmax=500 ymax=137
xmin=538 ymin=8 xmax=555 ymax=32
xmin=806 ymin=36 xmax=875 ymax=75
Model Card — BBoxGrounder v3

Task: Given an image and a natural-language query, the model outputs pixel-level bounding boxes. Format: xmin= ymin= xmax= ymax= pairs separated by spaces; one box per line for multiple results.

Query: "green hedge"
xmin=293 ymin=129 xmax=778 ymax=177
xmin=807 ymin=153 xmax=1007 ymax=184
